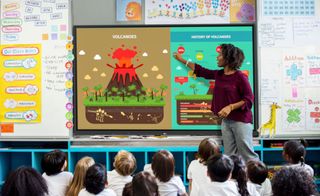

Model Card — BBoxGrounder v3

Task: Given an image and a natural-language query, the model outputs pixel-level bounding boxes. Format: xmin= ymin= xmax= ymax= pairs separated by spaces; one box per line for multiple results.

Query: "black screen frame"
xmin=73 ymin=24 xmax=259 ymax=136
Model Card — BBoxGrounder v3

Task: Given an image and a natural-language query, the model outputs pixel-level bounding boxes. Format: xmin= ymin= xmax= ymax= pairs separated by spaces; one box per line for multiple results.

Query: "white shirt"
xmin=157 ymin=176 xmax=186 ymax=196
xmin=198 ymin=181 xmax=240 ymax=196
xmin=42 ymin=171 xmax=73 ymax=196
xmin=143 ymin=163 xmax=155 ymax=176
xmin=107 ymin=170 xmax=132 ymax=196
xmin=78 ymin=188 xmax=116 ymax=196
xmin=231 ymin=179 xmax=260 ymax=196
xmin=287 ymin=163 xmax=314 ymax=176
xmin=249 ymin=178 xmax=272 ymax=196
xmin=187 ymin=159 xmax=211 ymax=196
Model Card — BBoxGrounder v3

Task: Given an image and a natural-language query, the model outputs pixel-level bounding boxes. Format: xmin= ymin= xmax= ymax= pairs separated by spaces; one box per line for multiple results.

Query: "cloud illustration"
xmin=79 ymin=50 xmax=86 ymax=55
xmin=94 ymin=54 xmax=101 ymax=60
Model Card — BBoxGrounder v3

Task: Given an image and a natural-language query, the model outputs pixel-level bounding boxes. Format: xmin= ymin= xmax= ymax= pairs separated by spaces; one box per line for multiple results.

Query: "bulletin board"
xmin=0 ymin=0 xmax=71 ymax=138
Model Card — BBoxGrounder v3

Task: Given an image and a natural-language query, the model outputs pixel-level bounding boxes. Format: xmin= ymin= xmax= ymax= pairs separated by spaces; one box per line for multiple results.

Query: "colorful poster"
xmin=116 ymin=0 xmax=142 ymax=22
xmin=145 ymin=0 xmax=230 ymax=24
xmin=74 ymin=26 xmax=255 ymax=132
xmin=230 ymin=0 xmax=256 ymax=23
xmin=0 ymin=44 xmax=42 ymax=123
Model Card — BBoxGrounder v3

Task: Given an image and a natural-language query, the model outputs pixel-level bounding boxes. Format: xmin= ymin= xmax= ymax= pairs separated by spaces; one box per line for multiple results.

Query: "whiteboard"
xmin=258 ymin=0 xmax=320 ymax=136
xmin=0 ymin=0 xmax=70 ymax=138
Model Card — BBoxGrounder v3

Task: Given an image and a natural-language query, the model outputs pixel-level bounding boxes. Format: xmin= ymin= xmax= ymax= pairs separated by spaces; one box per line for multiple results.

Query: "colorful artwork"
xmin=230 ymin=0 xmax=255 ymax=22
xmin=0 ymin=44 xmax=42 ymax=123
xmin=116 ymin=0 xmax=142 ymax=22
xmin=145 ymin=0 xmax=230 ymax=24
xmin=75 ymin=26 xmax=255 ymax=132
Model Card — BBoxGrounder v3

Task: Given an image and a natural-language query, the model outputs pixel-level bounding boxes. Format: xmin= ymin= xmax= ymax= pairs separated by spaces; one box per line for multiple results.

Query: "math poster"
xmin=0 ymin=44 xmax=42 ymax=123
xmin=145 ymin=0 xmax=230 ymax=24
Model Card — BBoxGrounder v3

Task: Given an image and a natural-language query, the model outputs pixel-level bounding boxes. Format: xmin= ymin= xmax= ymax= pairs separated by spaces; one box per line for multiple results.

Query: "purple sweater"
xmin=194 ymin=64 xmax=254 ymax=123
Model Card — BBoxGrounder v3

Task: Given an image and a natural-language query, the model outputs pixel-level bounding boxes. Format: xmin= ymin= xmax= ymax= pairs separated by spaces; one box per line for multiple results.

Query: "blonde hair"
xmin=66 ymin=156 xmax=95 ymax=196
xmin=114 ymin=150 xmax=137 ymax=176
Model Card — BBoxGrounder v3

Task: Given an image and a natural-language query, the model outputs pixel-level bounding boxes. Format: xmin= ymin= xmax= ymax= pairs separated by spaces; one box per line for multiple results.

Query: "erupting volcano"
xmin=105 ymin=47 xmax=145 ymax=95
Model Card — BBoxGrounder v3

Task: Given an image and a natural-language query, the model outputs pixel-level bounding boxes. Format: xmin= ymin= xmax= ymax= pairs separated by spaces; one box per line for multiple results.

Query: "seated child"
xmin=2 ymin=166 xmax=48 ymax=196
xmin=107 ymin=150 xmax=136 ymax=196
xmin=79 ymin=163 xmax=116 ymax=196
xmin=272 ymin=167 xmax=317 ymax=196
xmin=246 ymin=159 xmax=272 ymax=196
xmin=229 ymin=155 xmax=259 ymax=196
xmin=41 ymin=149 xmax=73 ymax=196
xmin=283 ymin=140 xmax=314 ymax=176
xmin=188 ymin=138 xmax=220 ymax=196
xmin=123 ymin=171 xmax=159 ymax=196
xmin=151 ymin=150 xmax=187 ymax=196
xmin=66 ymin=156 xmax=95 ymax=196
xmin=198 ymin=154 xmax=239 ymax=196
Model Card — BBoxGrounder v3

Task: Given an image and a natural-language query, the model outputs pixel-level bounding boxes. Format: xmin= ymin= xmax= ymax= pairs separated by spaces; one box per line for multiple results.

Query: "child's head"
xmin=198 ymin=138 xmax=220 ymax=165
xmin=207 ymin=154 xmax=234 ymax=182
xmin=151 ymin=150 xmax=175 ymax=182
xmin=122 ymin=182 xmax=133 ymax=196
xmin=246 ymin=159 xmax=268 ymax=185
xmin=230 ymin=155 xmax=249 ymax=196
xmin=84 ymin=163 xmax=107 ymax=195
xmin=113 ymin=150 xmax=137 ymax=176
xmin=132 ymin=171 xmax=159 ymax=196
xmin=283 ymin=140 xmax=306 ymax=164
xmin=66 ymin=156 xmax=95 ymax=196
xmin=2 ymin=166 xmax=48 ymax=196
xmin=272 ymin=167 xmax=316 ymax=196
xmin=41 ymin=149 xmax=67 ymax=176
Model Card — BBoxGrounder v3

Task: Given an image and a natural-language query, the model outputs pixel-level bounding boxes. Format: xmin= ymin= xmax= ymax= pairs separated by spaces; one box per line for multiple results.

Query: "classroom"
xmin=0 ymin=0 xmax=319 ymax=195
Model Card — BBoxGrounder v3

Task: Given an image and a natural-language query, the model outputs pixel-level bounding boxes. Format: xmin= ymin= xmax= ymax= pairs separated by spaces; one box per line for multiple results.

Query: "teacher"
xmin=173 ymin=43 xmax=258 ymax=162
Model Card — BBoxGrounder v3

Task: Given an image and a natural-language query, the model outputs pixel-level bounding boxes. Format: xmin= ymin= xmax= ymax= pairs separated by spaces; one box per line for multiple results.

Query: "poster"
xmin=145 ymin=0 xmax=230 ymax=24
xmin=116 ymin=0 xmax=142 ymax=22
xmin=230 ymin=0 xmax=255 ymax=22
xmin=0 ymin=44 xmax=42 ymax=123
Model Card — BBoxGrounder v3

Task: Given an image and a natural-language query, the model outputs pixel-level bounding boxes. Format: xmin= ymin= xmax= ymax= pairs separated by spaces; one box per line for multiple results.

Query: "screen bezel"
xmin=73 ymin=24 xmax=258 ymax=136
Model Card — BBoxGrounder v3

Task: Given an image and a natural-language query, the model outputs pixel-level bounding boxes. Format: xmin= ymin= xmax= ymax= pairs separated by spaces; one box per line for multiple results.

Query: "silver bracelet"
xmin=185 ymin=60 xmax=189 ymax=67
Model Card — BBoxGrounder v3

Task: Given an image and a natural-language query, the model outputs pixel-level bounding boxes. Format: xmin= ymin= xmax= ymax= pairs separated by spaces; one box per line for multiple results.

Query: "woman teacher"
xmin=173 ymin=44 xmax=258 ymax=162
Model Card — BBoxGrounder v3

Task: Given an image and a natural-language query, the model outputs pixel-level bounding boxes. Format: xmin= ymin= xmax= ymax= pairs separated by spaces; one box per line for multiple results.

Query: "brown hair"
xmin=114 ymin=150 xmax=137 ymax=176
xmin=151 ymin=150 xmax=175 ymax=182
xmin=132 ymin=172 xmax=159 ymax=196
xmin=220 ymin=44 xmax=244 ymax=70
xmin=246 ymin=159 xmax=268 ymax=185
xmin=198 ymin=138 xmax=220 ymax=165
xmin=66 ymin=157 xmax=95 ymax=196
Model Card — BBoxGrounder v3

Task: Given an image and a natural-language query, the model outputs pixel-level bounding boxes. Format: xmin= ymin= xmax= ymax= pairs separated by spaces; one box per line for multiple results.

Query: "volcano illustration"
xmin=105 ymin=48 xmax=145 ymax=96
xmin=83 ymin=46 xmax=167 ymax=125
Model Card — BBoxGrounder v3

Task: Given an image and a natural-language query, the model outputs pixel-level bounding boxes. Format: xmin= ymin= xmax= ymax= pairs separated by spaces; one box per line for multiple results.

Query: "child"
xmin=108 ymin=150 xmax=137 ymax=196
xmin=187 ymin=138 xmax=220 ymax=196
xmin=123 ymin=171 xmax=159 ymax=196
xmin=151 ymin=150 xmax=187 ymax=196
xmin=283 ymin=140 xmax=314 ymax=176
xmin=229 ymin=155 xmax=259 ymax=196
xmin=2 ymin=166 xmax=48 ymax=196
xmin=41 ymin=149 xmax=73 ymax=196
xmin=198 ymin=154 xmax=239 ymax=196
xmin=66 ymin=156 xmax=95 ymax=196
xmin=246 ymin=159 xmax=272 ymax=196
xmin=78 ymin=163 xmax=116 ymax=196
xmin=272 ymin=167 xmax=317 ymax=196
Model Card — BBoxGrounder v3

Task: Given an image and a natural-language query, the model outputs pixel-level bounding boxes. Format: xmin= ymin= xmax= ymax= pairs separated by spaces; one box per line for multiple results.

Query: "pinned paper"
xmin=0 ymin=123 xmax=14 ymax=133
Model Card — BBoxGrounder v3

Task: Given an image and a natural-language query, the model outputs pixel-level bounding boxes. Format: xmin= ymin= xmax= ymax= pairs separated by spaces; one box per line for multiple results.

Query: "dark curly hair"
xmin=272 ymin=167 xmax=317 ymax=196
xmin=2 ymin=166 xmax=48 ymax=196
xmin=220 ymin=44 xmax=244 ymax=70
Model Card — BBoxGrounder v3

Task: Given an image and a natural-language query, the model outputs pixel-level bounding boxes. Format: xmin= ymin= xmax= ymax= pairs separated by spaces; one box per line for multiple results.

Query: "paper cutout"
xmin=0 ymin=123 xmax=14 ymax=133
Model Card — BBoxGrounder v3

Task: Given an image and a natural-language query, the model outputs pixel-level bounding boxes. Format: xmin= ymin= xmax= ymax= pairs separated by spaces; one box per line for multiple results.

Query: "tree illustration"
xmin=128 ymin=84 xmax=137 ymax=96
xmin=136 ymin=90 xmax=141 ymax=102
xmin=94 ymin=85 xmax=101 ymax=101
xmin=160 ymin=84 xmax=168 ymax=97
xmin=189 ymin=84 xmax=197 ymax=95
xmin=82 ymin=87 xmax=89 ymax=97
xmin=120 ymin=88 xmax=127 ymax=102
xmin=103 ymin=89 xmax=111 ymax=102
